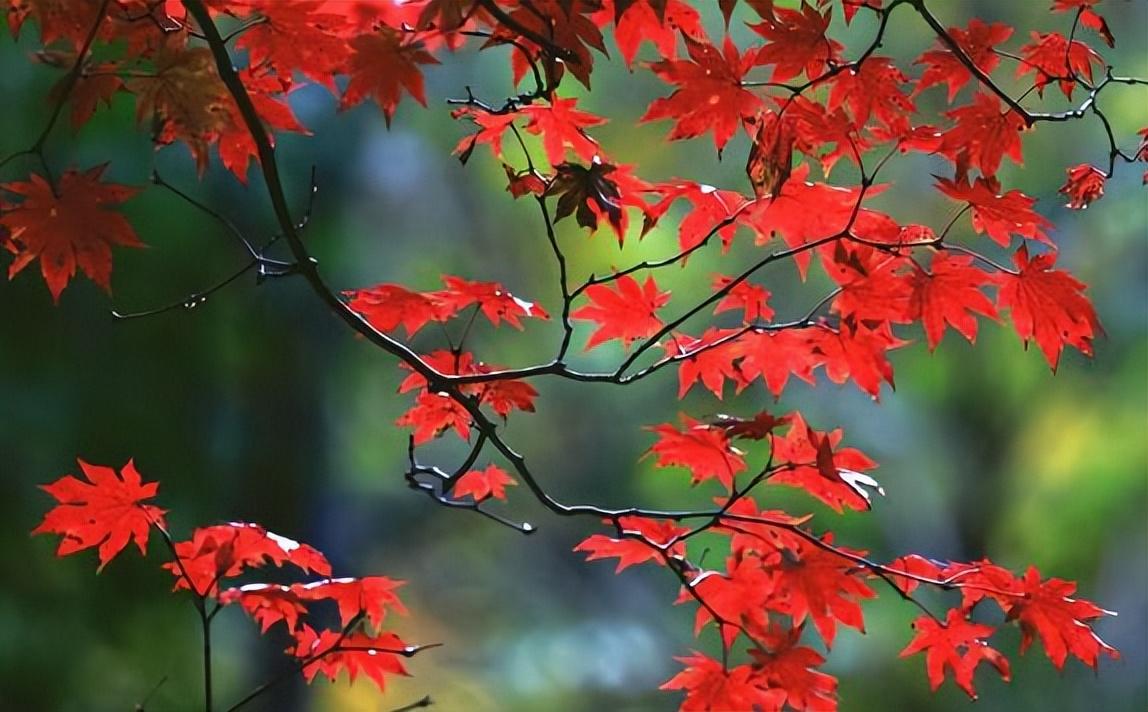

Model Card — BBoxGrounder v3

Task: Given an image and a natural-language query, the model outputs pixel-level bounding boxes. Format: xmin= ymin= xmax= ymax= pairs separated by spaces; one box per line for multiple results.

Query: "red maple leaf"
xmin=1 ymin=165 xmax=142 ymax=302
xmin=451 ymin=464 xmax=518 ymax=502
xmin=396 ymin=391 xmax=472 ymax=445
xmin=1016 ymin=32 xmax=1103 ymax=99
xmin=749 ymin=632 xmax=839 ymax=711
xmin=995 ymin=246 xmax=1102 ymax=370
xmin=605 ymin=0 xmax=705 ymax=68
xmin=55 ymin=64 xmax=122 ymax=129
xmin=750 ymin=2 xmax=842 ymax=83
xmin=766 ymin=535 xmax=876 ymax=648
xmin=1007 ymin=566 xmax=1119 ymax=670
xmin=296 ymin=576 xmax=407 ymax=628
xmin=826 ymin=246 xmax=915 ymax=326
xmin=642 ymin=36 xmax=761 ymax=152
xmin=647 ymin=180 xmax=748 ymax=252
xmin=934 ymin=176 xmax=1052 ymax=246
xmin=1053 ymin=0 xmax=1114 ymax=46
xmin=575 ymin=515 xmax=689 ymax=572
xmin=811 ymin=320 xmax=904 ymax=398
xmin=915 ymin=19 xmax=1012 ymax=102
xmin=682 ymin=555 xmax=775 ymax=647
xmin=1059 ymin=163 xmax=1106 ymax=209
xmin=572 ymin=274 xmax=670 ymax=350
xmin=736 ymin=328 xmax=821 ymax=398
xmin=899 ymin=609 xmax=1011 ymax=699
xmin=163 ymin=522 xmax=331 ymax=595
xmin=908 ymin=253 xmax=998 ymax=350
xmin=661 ymin=654 xmax=784 ymax=712
xmin=339 ymin=28 xmax=438 ymax=124
xmin=475 ymin=377 xmax=539 ymax=419
xmin=714 ymin=276 xmax=773 ymax=323
xmin=499 ymin=0 xmax=606 ymax=89
xmin=939 ymin=93 xmax=1026 ymax=178
xmin=667 ymin=328 xmax=747 ymax=399
xmin=648 ymin=416 xmax=748 ymax=489
xmin=770 ymin=412 xmax=882 ymax=512
xmin=438 ymin=276 xmax=550 ymax=329
xmin=827 ymin=56 xmax=915 ymax=136
xmin=344 ymin=283 xmax=448 ymax=337
xmin=7 ymin=0 xmax=105 ymax=48
xmin=236 ymin=0 xmax=351 ymax=90
xmin=520 ymin=97 xmax=606 ymax=166
xmin=219 ymin=583 xmax=309 ymax=633
xmin=33 ymin=459 xmax=166 ymax=570
xmin=292 ymin=626 xmax=410 ymax=693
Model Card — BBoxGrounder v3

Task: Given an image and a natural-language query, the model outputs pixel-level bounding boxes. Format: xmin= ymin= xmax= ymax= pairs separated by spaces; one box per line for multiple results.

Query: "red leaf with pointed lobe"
xmin=940 ymin=93 xmax=1026 ymax=178
xmin=525 ymin=99 xmax=605 ymax=165
xmin=900 ymin=609 xmax=1011 ymax=699
xmin=737 ymin=328 xmax=821 ymax=397
xmin=163 ymin=522 xmax=331 ymax=595
xmin=606 ymin=0 xmax=705 ymax=67
xmin=714 ymin=276 xmax=773 ymax=323
xmin=575 ymin=515 xmax=689 ymax=572
xmin=452 ymin=464 xmax=517 ymax=502
xmin=935 ymin=176 xmax=1052 ymax=246
xmin=572 ymin=274 xmax=670 ymax=350
xmin=345 ymin=283 xmax=448 ymax=337
xmin=236 ymin=0 xmax=351 ymax=90
xmin=767 ymin=535 xmax=876 ymax=648
xmin=340 ymin=28 xmax=438 ymax=124
xmin=908 ymin=253 xmax=998 ymax=350
xmin=439 ymin=276 xmax=550 ymax=329
xmin=995 ymin=246 xmax=1101 ymax=369
xmin=33 ymin=459 xmax=165 ymax=571
xmin=1 ymin=165 xmax=142 ymax=302
xmin=646 ymin=181 xmax=748 ymax=252
xmin=811 ymin=320 xmax=904 ymax=398
xmin=397 ymin=391 xmax=472 ymax=445
xmin=292 ymin=626 xmax=410 ymax=693
xmin=750 ymin=2 xmax=842 ymax=83
xmin=219 ymin=583 xmax=309 ymax=633
xmin=749 ymin=633 xmax=839 ymax=711
xmin=648 ymin=416 xmax=747 ymax=489
xmin=915 ymin=19 xmax=1012 ymax=102
xmin=642 ymin=36 xmax=761 ymax=152
xmin=667 ymin=328 xmax=747 ymax=399
xmin=770 ymin=413 xmax=881 ymax=512
xmin=1008 ymin=566 xmax=1118 ymax=670
xmin=1059 ymin=164 xmax=1106 ymax=209
xmin=661 ymin=654 xmax=785 ymax=712
xmin=1017 ymin=32 xmax=1103 ymax=99
xmin=827 ymin=56 xmax=915 ymax=136
xmin=1052 ymin=0 xmax=1114 ymax=46
xmin=296 ymin=576 xmax=407 ymax=628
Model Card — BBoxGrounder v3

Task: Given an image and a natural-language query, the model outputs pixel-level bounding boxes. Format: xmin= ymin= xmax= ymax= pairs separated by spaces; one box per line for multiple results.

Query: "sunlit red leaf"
xmin=1059 ymin=164 xmax=1106 ymax=209
xmin=995 ymin=246 xmax=1101 ymax=370
xmin=572 ymin=274 xmax=670 ymax=350
xmin=648 ymin=416 xmax=747 ymax=489
xmin=575 ymin=515 xmax=689 ymax=572
xmin=642 ymin=36 xmax=761 ymax=152
xmin=33 ymin=459 xmax=166 ymax=570
xmin=451 ymin=464 xmax=517 ymax=502
xmin=900 ymin=609 xmax=1011 ymax=699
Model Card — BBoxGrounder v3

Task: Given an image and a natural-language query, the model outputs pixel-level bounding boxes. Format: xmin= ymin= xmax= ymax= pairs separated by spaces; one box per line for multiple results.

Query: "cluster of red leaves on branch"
xmin=11 ymin=0 xmax=1143 ymax=709
xmin=33 ymin=460 xmax=425 ymax=702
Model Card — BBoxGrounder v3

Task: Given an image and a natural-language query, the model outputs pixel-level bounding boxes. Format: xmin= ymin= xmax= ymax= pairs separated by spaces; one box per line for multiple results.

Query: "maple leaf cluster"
xmin=33 ymin=460 xmax=422 ymax=697
xmin=11 ymin=0 xmax=1143 ymax=709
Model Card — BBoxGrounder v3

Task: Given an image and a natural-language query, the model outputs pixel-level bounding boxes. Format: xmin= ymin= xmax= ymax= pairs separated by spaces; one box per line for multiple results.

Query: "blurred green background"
xmin=1 ymin=2 xmax=1145 ymax=710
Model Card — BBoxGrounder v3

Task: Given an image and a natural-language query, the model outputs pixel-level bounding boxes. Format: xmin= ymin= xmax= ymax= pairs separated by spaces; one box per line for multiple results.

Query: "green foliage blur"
xmin=1 ymin=2 xmax=1145 ymax=711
